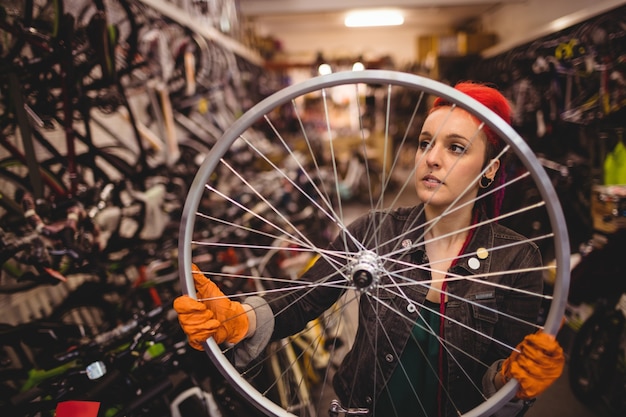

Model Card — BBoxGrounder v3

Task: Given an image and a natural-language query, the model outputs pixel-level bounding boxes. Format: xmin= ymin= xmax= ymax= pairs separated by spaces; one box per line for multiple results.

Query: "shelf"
xmin=138 ymin=0 xmax=264 ymax=66
xmin=482 ymin=0 xmax=625 ymax=58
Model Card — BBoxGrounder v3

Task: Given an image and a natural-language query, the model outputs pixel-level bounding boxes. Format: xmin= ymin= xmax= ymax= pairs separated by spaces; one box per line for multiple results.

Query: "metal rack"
xmin=138 ymin=0 xmax=264 ymax=66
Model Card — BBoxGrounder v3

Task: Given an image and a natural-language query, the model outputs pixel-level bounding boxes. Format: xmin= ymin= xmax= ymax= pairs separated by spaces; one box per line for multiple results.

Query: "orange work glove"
xmin=172 ymin=297 xmax=221 ymax=350
xmin=173 ymin=264 xmax=249 ymax=349
xmin=501 ymin=331 xmax=565 ymax=400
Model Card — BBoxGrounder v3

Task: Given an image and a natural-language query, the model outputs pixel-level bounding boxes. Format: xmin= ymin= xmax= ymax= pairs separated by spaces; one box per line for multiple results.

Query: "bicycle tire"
xmin=0 ymin=127 xmax=68 ymax=196
xmin=178 ymin=70 xmax=570 ymax=417
xmin=0 ymin=146 xmax=135 ymax=203
xmin=72 ymin=0 xmax=140 ymax=80
xmin=38 ymin=145 xmax=136 ymax=186
xmin=0 ymin=157 xmax=67 ymax=214
xmin=0 ymin=0 xmax=34 ymax=61
xmin=568 ymin=306 xmax=623 ymax=404
xmin=0 ymin=0 xmax=64 ymax=64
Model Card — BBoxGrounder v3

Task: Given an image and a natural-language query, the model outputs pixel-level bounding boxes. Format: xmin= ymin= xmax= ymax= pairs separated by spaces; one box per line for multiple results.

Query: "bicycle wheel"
xmin=71 ymin=0 xmax=141 ymax=80
xmin=0 ymin=0 xmax=33 ymax=61
xmin=568 ymin=305 xmax=623 ymax=405
xmin=178 ymin=70 xmax=570 ymax=417
xmin=0 ymin=157 xmax=68 ymax=218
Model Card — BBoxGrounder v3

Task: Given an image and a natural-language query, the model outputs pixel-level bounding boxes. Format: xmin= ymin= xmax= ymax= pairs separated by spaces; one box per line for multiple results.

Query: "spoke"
xmin=379 ymin=256 xmax=553 ymax=304
xmin=195 ymin=212 xmax=299 ymax=245
xmin=194 ymin=265 xmax=351 ymax=299
xmin=368 ymin=293 xmax=484 ymax=414
xmin=379 ymin=273 xmax=544 ymax=340
xmin=378 ymin=177 xmax=542 ymax=261
xmin=290 ymin=99 xmax=335 ymax=219
xmin=384 ymin=90 xmax=426 ymax=191
xmin=240 ymin=123 xmax=339 ymax=230
xmin=213 ymin=147 xmax=371 ymax=273
xmin=365 ymin=304 xmax=432 ymax=416
xmin=205 ymin=169 xmax=313 ymax=250
xmin=320 ymin=87 xmax=351 ymax=252
xmin=370 ymin=90 xmax=426 ymax=215
xmin=386 ymin=232 xmax=552 ymax=275
xmin=192 ymin=239 xmax=316 ymax=254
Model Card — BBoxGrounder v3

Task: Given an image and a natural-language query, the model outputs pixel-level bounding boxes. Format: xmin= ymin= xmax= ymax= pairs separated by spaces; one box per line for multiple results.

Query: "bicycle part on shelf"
xmin=0 ymin=304 xmax=221 ymax=417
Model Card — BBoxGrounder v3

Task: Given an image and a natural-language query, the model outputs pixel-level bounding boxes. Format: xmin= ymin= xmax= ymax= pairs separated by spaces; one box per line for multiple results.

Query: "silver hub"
xmin=350 ymin=250 xmax=380 ymax=291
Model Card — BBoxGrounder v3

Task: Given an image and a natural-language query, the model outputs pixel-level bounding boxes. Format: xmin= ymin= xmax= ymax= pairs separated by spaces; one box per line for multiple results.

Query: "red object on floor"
xmin=55 ymin=401 xmax=100 ymax=417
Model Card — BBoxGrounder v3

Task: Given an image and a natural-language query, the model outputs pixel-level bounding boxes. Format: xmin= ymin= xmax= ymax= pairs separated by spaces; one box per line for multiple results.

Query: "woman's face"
xmin=414 ymin=106 xmax=499 ymax=211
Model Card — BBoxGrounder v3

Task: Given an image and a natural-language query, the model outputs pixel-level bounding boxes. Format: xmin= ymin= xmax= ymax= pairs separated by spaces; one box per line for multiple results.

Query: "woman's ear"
xmin=485 ymin=158 xmax=500 ymax=180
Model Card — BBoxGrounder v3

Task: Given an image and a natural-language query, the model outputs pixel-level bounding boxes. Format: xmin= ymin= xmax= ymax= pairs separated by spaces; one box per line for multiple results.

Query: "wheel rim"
xmin=179 ymin=70 xmax=570 ymax=417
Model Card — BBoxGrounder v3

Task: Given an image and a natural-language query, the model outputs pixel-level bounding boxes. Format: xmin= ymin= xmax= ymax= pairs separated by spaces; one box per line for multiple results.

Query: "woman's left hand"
xmin=500 ymin=331 xmax=565 ymax=399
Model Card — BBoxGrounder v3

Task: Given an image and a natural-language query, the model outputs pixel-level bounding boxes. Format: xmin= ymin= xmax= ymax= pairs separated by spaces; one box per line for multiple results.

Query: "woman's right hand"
xmin=173 ymin=264 xmax=249 ymax=349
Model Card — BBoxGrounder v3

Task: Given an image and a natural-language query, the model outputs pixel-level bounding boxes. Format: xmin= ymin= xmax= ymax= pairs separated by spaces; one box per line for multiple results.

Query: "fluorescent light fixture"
xmin=345 ymin=9 xmax=404 ymax=27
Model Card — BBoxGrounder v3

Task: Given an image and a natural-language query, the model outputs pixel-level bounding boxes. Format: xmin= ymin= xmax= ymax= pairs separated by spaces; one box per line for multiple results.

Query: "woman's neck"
xmin=424 ymin=204 xmax=474 ymax=242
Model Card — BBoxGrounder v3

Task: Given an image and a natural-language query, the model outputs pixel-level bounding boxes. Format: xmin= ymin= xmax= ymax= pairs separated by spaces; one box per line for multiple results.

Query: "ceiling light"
xmin=344 ymin=10 xmax=404 ymax=28
xmin=352 ymin=61 xmax=365 ymax=71
xmin=318 ymin=63 xmax=332 ymax=75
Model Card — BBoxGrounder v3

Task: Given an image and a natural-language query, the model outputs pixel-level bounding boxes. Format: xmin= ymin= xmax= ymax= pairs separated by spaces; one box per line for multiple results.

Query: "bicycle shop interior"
xmin=1 ymin=0 xmax=625 ymax=416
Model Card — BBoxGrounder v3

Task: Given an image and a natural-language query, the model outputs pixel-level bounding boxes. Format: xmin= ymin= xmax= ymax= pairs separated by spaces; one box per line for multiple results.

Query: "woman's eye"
xmin=418 ymin=139 xmax=430 ymax=150
xmin=450 ymin=144 xmax=466 ymax=154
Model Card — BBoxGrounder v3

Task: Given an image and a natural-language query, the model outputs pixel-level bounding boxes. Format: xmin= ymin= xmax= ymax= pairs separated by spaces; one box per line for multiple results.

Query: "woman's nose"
xmin=424 ymin=143 xmax=442 ymax=167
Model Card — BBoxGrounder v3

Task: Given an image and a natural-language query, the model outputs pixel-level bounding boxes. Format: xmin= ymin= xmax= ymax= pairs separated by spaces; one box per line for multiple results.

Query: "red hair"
xmin=431 ymin=81 xmax=511 ymax=152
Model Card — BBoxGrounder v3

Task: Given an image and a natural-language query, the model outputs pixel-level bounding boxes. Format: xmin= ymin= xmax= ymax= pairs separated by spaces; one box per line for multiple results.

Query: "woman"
xmin=174 ymin=81 xmax=564 ymax=417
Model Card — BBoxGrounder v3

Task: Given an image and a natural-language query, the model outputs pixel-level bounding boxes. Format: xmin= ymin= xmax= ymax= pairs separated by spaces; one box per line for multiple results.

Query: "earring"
xmin=479 ymin=175 xmax=494 ymax=189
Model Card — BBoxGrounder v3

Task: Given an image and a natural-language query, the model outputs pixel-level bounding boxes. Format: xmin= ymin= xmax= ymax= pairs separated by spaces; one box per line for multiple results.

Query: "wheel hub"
xmin=350 ymin=251 xmax=380 ymax=291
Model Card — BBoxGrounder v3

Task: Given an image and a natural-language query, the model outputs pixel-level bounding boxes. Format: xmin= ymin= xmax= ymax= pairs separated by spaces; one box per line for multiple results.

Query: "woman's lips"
xmin=422 ymin=174 xmax=442 ymax=187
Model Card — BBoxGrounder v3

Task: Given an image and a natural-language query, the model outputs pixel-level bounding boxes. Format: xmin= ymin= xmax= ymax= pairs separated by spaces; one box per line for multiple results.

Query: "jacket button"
xmin=385 ymin=353 xmax=394 ymax=362
xmin=365 ymin=396 xmax=373 ymax=404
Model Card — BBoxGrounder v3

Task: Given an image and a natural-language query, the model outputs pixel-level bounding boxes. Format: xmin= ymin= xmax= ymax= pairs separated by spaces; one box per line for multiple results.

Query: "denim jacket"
xmin=243 ymin=205 xmax=543 ymax=417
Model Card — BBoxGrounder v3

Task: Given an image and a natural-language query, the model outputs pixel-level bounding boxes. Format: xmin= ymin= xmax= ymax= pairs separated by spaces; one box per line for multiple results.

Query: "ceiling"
xmin=237 ymin=0 xmax=520 ymax=32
